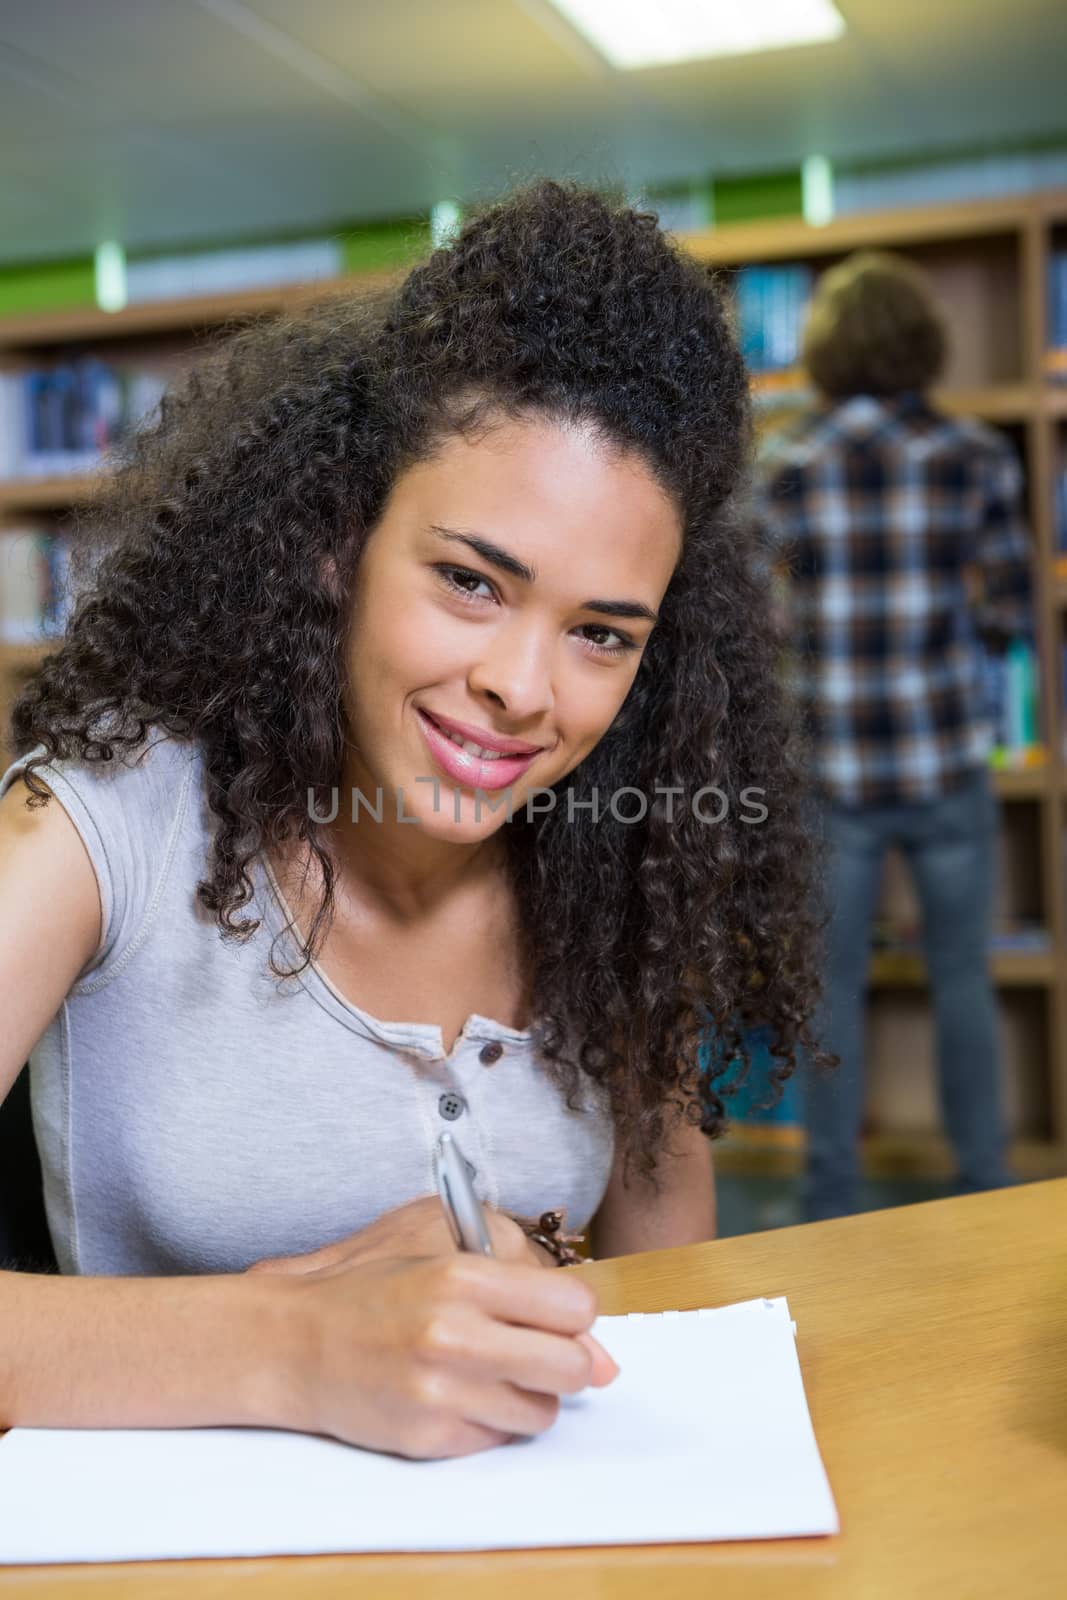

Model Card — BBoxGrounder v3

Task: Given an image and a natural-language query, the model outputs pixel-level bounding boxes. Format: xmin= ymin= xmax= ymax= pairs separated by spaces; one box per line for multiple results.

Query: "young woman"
xmin=0 ymin=181 xmax=821 ymax=1460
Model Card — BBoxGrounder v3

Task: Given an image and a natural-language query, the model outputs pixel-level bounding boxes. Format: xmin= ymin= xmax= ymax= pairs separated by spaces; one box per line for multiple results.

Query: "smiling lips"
xmin=416 ymin=708 xmax=543 ymax=791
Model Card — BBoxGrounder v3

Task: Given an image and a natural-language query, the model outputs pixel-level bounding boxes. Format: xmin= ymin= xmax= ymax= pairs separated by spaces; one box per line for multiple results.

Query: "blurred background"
xmin=2 ymin=0 xmax=1067 ymax=1236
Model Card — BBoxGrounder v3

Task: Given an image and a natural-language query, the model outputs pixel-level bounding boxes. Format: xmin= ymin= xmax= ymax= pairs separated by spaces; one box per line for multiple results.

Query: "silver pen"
xmin=433 ymin=1131 xmax=495 ymax=1257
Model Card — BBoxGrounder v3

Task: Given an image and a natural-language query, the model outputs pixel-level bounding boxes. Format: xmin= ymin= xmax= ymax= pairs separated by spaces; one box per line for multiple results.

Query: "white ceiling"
xmin=0 ymin=0 xmax=1065 ymax=265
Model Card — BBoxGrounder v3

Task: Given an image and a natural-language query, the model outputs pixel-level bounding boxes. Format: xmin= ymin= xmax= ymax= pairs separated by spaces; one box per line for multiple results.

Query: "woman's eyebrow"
xmin=430 ymin=524 xmax=535 ymax=582
xmin=427 ymin=524 xmax=660 ymax=625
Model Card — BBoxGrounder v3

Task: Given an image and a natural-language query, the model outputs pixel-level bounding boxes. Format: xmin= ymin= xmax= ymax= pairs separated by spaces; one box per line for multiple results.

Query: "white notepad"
xmin=0 ymin=1296 xmax=838 ymax=1564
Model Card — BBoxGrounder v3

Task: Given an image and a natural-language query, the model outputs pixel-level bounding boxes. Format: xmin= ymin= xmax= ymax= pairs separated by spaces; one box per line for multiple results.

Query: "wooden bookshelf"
xmin=869 ymin=949 xmax=1057 ymax=988
xmin=935 ymin=382 xmax=1037 ymax=423
xmin=0 ymin=474 xmax=103 ymax=513
xmin=698 ymin=188 xmax=1067 ymax=1178
xmin=715 ymin=1129 xmax=1065 ymax=1182
xmin=2 ymin=189 xmax=1067 ymax=1181
xmin=0 ymin=641 xmax=55 ymax=673
xmin=992 ymin=762 xmax=1050 ymax=798
xmin=683 ymin=193 xmax=1038 ymax=267
xmin=0 ymin=271 xmax=401 ymax=351
xmin=753 ymin=374 xmax=1039 ymax=424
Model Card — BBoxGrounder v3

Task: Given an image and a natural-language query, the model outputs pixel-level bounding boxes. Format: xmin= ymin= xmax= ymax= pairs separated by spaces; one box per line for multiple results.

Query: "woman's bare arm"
xmin=0 ymin=1269 xmax=301 ymax=1430
xmin=0 ymin=775 xmax=102 ymax=1106
xmin=590 ymin=1117 xmax=716 ymax=1258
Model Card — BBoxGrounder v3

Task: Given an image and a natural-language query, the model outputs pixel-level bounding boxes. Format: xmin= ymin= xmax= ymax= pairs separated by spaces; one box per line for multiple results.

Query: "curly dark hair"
xmin=802 ymin=249 xmax=947 ymax=398
xmin=11 ymin=179 xmax=824 ymax=1184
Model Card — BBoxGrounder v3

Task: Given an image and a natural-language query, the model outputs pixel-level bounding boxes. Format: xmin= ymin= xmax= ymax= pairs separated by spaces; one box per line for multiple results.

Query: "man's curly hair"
xmin=802 ymin=249 xmax=947 ymax=398
xmin=11 ymin=179 xmax=824 ymax=1183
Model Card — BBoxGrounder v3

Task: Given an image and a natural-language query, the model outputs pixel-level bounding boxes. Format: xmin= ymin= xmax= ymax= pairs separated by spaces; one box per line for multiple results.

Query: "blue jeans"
xmin=805 ymin=769 xmax=1011 ymax=1221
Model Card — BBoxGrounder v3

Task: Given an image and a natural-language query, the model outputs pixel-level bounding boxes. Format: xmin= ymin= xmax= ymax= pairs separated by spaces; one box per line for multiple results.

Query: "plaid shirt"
xmin=751 ymin=392 xmax=1032 ymax=807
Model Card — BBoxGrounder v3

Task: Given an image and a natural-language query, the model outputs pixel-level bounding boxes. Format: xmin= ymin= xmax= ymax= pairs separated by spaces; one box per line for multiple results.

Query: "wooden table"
xmin=3 ymin=1179 xmax=1063 ymax=1599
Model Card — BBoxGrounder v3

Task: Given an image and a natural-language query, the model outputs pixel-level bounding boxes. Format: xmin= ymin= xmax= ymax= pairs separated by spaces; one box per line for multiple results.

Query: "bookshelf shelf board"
xmin=0 ymin=640 xmax=54 ymax=673
xmin=750 ymin=374 xmax=1034 ymax=424
xmin=993 ymin=766 xmax=1050 ymax=799
xmin=0 ymin=474 xmax=104 ymax=513
xmin=1044 ymin=387 xmax=1067 ymax=418
xmin=0 ymin=272 xmax=399 ymax=351
xmin=869 ymin=949 xmax=1056 ymax=987
xmin=715 ymin=1130 xmax=1066 ymax=1182
xmin=1038 ymin=188 xmax=1067 ymax=224
xmin=934 ymin=383 xmax=1036 ymax=422
xmin=682 ymin=196 xmax=1032 ymax=268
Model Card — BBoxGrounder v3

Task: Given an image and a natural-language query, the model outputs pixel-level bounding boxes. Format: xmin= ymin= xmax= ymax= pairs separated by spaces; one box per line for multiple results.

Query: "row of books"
xmin=1054 ymin=468 xmax=1067 ymax=551
xmin=734 ymin=264 xmax=814 ymax=374
xmin=1048 ymin=250 xmax=1067 ymax=382
xmin=0 ymin=361 xmax=169 ymax=480
xmin=0 ymin=528 xmax=73 ymax=643
xmin=978 ymin=638 xmax=1040 ymax=762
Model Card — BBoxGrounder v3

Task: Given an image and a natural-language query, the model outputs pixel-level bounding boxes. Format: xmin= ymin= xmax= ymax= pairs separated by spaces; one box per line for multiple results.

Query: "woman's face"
xmin=342 ymin=414 xmax=682 ymax=845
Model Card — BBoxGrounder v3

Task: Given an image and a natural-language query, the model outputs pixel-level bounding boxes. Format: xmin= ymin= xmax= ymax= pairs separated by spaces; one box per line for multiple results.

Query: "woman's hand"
xmin=245 ymin=1194 xmax=548 ymax=1275
xmin=265 ymin=1250 xmax=620 ymax=1460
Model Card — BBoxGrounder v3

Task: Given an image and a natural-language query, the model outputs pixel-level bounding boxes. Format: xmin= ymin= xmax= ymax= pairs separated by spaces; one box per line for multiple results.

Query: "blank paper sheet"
xmin=0 ymin=1296 xmax=838 ymax=1564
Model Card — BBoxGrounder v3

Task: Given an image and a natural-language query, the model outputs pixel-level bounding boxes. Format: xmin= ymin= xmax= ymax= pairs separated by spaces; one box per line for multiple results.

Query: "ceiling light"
xmin=431 ymin=199 xmax=463 ymax=249
xmin=544 ymin=0 xmax=846 ymax=69
xmin=94 ymin=241 xmax=127 ymax=313
xmin=802 ymin=155 xmax=834 ymax=226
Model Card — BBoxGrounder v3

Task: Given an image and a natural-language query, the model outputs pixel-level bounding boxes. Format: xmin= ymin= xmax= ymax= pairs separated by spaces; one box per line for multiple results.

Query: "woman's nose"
xmin=467 ymin=621 xmax=555 ymax=720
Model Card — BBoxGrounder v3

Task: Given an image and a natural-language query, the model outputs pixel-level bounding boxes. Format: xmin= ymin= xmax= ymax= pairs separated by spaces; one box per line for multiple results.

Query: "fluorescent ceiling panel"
xmin=545 ymin=0 xmax=846 ymax=69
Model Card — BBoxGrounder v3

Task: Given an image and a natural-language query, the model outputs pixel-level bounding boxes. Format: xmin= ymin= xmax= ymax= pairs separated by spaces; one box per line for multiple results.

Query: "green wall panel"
xmin=712 ymin=170 xmax=804 ymax=225
xmin=339 ymin=217 xmax=431 ymax=272
xmin=0 ymin=256 xmax=95 ymax=317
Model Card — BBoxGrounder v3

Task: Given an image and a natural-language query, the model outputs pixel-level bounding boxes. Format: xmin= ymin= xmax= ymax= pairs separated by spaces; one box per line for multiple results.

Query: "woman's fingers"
xmin=485 ymin=1209 xmax=539 ymax=1262
xmin=296 ymin=1250 xmax=619 ymax=1459
xmin=574 ymin=1331 xmax=621 ymax=1387
xmin=414 ymin=1290 xmax=620 ymax=1400
xmin=461 ymin=1380 xmax=563 ymax=1441
xmin=450 ymin=1253 xmax=602 ymax=1337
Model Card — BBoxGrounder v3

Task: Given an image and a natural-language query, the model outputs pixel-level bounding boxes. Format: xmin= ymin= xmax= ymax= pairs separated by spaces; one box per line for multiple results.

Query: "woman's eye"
xmin=576 ymin=624 xmax=637 ymax=658
xmin=437 ymin=565 xmax=497 ymax=602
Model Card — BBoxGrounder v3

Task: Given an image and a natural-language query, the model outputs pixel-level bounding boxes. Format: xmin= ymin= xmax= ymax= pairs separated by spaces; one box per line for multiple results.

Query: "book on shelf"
xmin=1047 ymin=249 xmax=1067 ymax=383
xmin=979 ymin=636 xmax=1041 ymax=767
xmin=0 ymin=526 xmax=73 ymax=644
xmin=735 ymin=264 xmax=814 ymax=375
xmin=699 ymin=1023 xmax=802 ymax=1133
xmin=1055 ymin=466 xmax=1067 ymax=553
xmin=0 ymin=358 xmax=171 ymax=481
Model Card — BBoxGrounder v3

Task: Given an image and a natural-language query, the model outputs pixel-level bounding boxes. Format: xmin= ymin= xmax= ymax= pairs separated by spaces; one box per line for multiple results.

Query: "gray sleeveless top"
xmin=1 ymin=733 xmax=615 ymax=1276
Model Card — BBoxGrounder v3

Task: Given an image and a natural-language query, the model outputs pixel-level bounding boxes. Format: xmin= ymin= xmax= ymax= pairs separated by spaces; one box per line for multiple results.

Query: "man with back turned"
xmin=753 ymin=251 xmax=1032 ymax=1221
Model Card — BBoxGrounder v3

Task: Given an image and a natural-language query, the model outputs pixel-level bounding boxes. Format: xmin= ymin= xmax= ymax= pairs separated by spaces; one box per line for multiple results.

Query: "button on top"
xmin=479 ymin=1041 xmax=504 ymax=1065
xmin=438 ymin=1091 xmax=467 ymax=1121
